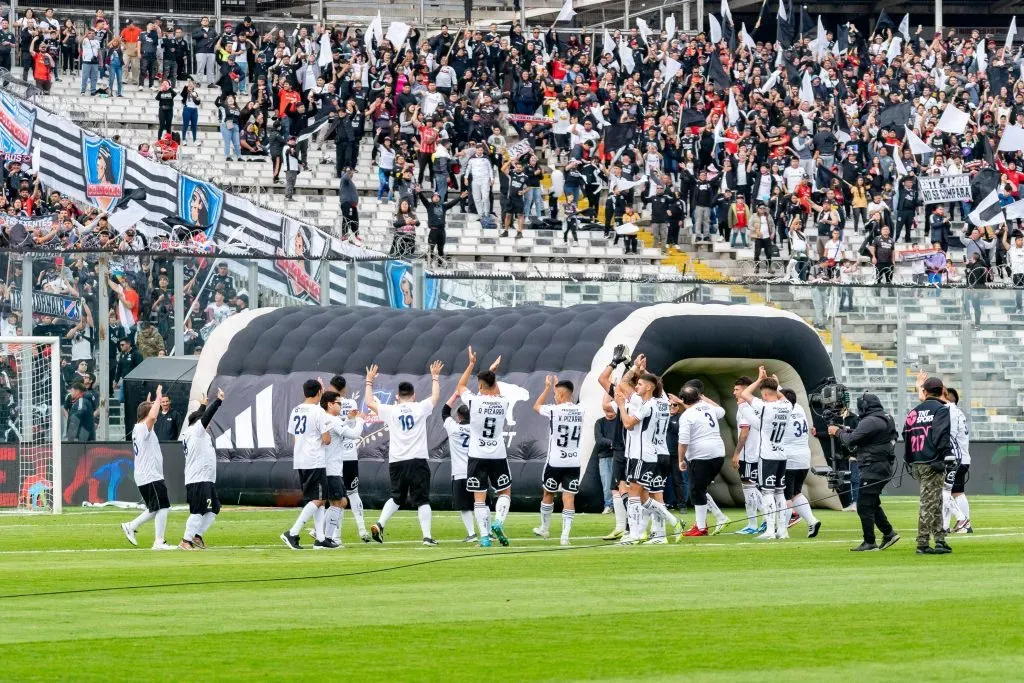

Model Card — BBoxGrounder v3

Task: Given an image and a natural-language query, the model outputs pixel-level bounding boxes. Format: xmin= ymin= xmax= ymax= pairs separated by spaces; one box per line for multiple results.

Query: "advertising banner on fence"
xmin=919 ymin=173 xmax=972 ymax=204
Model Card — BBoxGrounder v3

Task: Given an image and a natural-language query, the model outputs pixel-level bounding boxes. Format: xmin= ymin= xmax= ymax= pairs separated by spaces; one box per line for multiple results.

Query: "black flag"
xmin=680 ymin=108 xmax=707 ymax=128
xmin=707 ymin=50 xmax=731 ymax=90
xmin=113 ymin=188 xmax=147 ymax=211
xmin=603 ymin=123 xmax=634 ymax=153
xmin=971 ymin=167 xmax=1000 ymax=203
xmin=777 ymin=1 xmax=795 ymax=48
xmin=989 ymin=65 xmax=1010 ymax=95
xmin=799 ymin=5 xmax=813 ymax=39
xmin=755 ymin=0 xmax=770 ymax=32
xmin=875 ymin=10 xmax=895 ymax=35
xmin=878 ymin=101 xmax=912 ymax=130
xmin=722 ymin=15 xmax=736 ymax=50
xmin=837 ymin=24 xmax=850 ymax=53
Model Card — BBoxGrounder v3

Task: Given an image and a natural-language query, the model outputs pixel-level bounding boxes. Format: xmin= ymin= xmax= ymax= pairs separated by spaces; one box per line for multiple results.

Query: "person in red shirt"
xmin=30 ymin=42 xmax=55 ymax=93
xmin=415 ymin=108 xmax=438 ymax=184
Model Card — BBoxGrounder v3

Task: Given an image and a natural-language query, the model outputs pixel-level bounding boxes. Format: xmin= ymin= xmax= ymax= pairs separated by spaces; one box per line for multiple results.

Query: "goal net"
xmin=0 ymin=337 xmax=62 ymax=513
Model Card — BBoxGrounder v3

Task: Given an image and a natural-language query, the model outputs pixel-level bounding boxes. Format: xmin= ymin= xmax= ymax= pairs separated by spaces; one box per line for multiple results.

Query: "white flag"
xmin=727 ymin=89 xmax=740 ymax=125
xmin=662 ymin=57 xmax=681 ymax=84
xmin=364 ymin=12 xmax=382 ymax=57
xmin=892 ymin=148 xmax=908 ymax=177
xmin=998 ymin=123 xmax=1024 ymax=152
xmin=740 ymin=22 xmax=756 ymax=49
xmin=932 ymin=67 xmax=947 ymax=90
xmin=904 ymin=126 xmax=933 ymax=155
xmin=977 ymin=38 xmax=988 ymax=71
xmin=1004 ymin=197 xmax=1024 ymax=221
xmin=555 ymin=0 xmax=576 ymax=22
xmin=384 ymin=21 xmax=410 ymax=52
xmin=617 ymin=38 xmax=635 ymax=73
xmin=317 ymin=31 xmax=332 ymax=67
xmin=759 ymin=69 xmax=781 ymax=93
xmin=898 ymin=13 xmax=911 ymax=42
xmin=665 ymin=15 xmax=676 ymax=42
xmin=721 ymin=0 xmax=733 ymax=24
xmin=1007 ymin=17 xmax=1018 ymax=51
xmin=775 ymin=41 xmax=784 ymax=67
xmin=886 ymin=37 xmax=902 ymax=64
xmin=968 ymin=189 xmax=1005 ymax=227
xmin=590 ymin=105 xmax=610 ymax=128
xmin=602 ymin=28 xmax=615 ymax=55
xmin=799 ymin=71 xmax=814 ymax=105
xmin=814 ymin=15 xmax=826 ymax=60
xmin=709 ymin=14 xmax=722 ymax=44
xmin=636 ymin=18 xmax=653 ymax=44
xmin=777 ymin=0 xmax=787 ymax=22
xmin=936 ymin=103 xmax=970 ymax=134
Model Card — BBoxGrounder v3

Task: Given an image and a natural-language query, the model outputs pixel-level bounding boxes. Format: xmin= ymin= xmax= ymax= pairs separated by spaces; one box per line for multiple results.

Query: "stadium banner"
xmin=505 ymin=114 xmax=553 ymax=125
xmin=8 ymin=290 xmax=83 ymax=321
xmin=385 ymin=260 xmax=438 ymax=309
xmin=0 ymin=89 xmax=393 ymax=306
xmin=918 ymin=173 xmax=972 ymax=204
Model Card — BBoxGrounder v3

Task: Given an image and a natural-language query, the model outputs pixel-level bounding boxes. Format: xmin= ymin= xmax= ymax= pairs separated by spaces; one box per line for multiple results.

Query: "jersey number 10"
xmin=399 ymin=414 xmax=415 ymax=431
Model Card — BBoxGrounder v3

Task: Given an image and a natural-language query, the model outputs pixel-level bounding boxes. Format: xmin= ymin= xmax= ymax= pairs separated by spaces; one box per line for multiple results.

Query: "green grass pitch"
xmin=1 ymin=497 xmax=1022 ymax=682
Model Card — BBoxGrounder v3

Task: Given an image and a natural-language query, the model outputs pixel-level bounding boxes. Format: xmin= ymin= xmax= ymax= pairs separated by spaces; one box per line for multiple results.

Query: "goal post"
xmin=0 ymin=336 xmax=62 ymax=514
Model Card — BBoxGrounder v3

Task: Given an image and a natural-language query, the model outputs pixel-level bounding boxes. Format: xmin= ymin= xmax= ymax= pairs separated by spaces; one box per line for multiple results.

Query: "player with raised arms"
xmin=442 ymin=392 xmax=477 ymax=543
xmin=330 ymin=375 xmax=370 ymax=543
xmin=121 ymin=384 xmax=177 ymax=550
xmin=456 ymin=346 xmax=511 ymax=548
xmin=740 ymin=366 xmax=793 ymax=540
xmin=532 ymin=375 xmax=584 ymax=546
xmin=366 ymin=360 xmax=444 ymax=546
xmin=180 ymin=387 xmax=225 ymax=549
xmin=780 ymin=387 xmax=822 ymax=538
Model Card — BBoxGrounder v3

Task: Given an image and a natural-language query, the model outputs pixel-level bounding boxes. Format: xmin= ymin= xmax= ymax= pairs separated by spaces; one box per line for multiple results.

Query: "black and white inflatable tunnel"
xmin=189 ymin=303 xmax=838 ymax=511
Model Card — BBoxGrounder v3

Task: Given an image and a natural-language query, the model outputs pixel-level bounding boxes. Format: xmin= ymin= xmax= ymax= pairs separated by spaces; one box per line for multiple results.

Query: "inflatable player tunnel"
xmin=190 ymin=303 xmax=839 ymax=511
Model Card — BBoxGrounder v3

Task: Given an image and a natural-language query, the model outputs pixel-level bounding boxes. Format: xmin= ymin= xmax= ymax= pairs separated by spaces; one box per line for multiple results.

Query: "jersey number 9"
xmin=482 ymin=416 xmax=497 ymax=439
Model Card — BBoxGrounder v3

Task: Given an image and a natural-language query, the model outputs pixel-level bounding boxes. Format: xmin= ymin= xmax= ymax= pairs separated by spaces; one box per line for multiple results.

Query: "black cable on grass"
xmin=0 ymin=472 xmax=912 ymax=601
xmin=0 ymin=541 xmax=611 ymax=601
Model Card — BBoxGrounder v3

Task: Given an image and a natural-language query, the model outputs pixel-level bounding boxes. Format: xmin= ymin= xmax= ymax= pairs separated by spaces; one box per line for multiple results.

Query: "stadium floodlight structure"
xmin=0 ymin=337 xmax=62 ymax=514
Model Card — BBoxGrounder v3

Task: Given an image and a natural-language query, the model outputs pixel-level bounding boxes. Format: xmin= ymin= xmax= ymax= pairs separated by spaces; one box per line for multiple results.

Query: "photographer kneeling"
xmin=827 ymin=393 xmax=901 ymax=552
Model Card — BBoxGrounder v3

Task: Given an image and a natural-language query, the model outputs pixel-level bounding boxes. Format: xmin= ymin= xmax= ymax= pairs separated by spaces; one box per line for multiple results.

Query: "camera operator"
xmin=904 ymin=377 xmax=954 ymax=555
xmin=827 ymin=393 xmax=900 ymax=552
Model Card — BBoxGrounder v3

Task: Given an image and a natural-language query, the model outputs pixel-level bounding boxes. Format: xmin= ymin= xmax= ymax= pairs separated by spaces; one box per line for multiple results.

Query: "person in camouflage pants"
xmin=915 ymin=463 xmax=946 ymax=550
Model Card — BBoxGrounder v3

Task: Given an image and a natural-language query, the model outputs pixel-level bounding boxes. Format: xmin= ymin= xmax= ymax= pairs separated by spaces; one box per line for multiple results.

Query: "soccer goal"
xmin=0 ymin=337 xmax=62 ymax=514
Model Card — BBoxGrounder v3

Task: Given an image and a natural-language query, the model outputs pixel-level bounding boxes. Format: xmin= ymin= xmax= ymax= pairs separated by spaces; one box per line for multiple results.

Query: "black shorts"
xmin=298 ymin=468 xmax=328 ymax=502
xmin=612 ymin=449 xmax=627 ymax=485
xmin=687 ymin=457 xmax=724 ymax=504
xmin=342 ymin=460 xmax=360 ymax=492
xmin=452 ymin=478 xmax=475 ymax=511
xmin=740 ymin=460 xmax=759 ymax=482
xmin=326 ymin=475 xmax=347 ymax=501
xmin=185 ymin=481 xmax=221 ymax=515
xmin=389 ymin=459 xmax=432 ymax=508
xmin=758 ymin=459 xmax=787 ymax=491
xmin=628 ymin=458 xmax=661 ymax=492
xmin=466 ymin=457 xmax=512 ymax=492
xmin=508 ymin=201 xmax=524 ymax=217
xmin=138 ymin=480 xmax=170 ymax=513
xmin=946 ymin=464 xmax=970 ymax=494
xmin=785 ymin=467 xmax=809 ymax=499
xmin=541 ymin=464 xmax=580 ymax=493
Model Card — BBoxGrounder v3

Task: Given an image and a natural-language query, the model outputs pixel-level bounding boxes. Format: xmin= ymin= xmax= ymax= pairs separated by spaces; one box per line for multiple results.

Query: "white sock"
xmin=474 ymin=502 xmax=491 ymax=538
xmin=651 ymin=514 xmax=665 ymax=539
xmin=417 ymin=504 xmax=432 ymax=539
xmin=325 ymin=506 xmax=343 ymax=543
xmin=496 ymin=494 xmax=511 ymax=524
xmin=290 ymin=501 xmax=318 ymax=536
xmin=754 ymin=487 xmax=765 ymax=514
xmin=793 ymin=493 xmax=817 ymax=525
xmin=956 ymin=495 xmax=970 ymax=522
xmin=695 ymin=504 xmax=708 ymax=530
xmin=540 ymin=502 xmax=554 ymax=533
xmin=129 ymin=509 xmax=155 ymax=531
xmin=706 ymin=493 xmax=726 ymax=522
xmin=775 ymin=493 xmax=788 ymax=534
xmin=640 ymin=499 xmax=652 ymax=533
xmin=612 ymin=493 xmax=627 ymax=531
xmin=627 ymin=497 xmax=642 ymax=539
xmin=742 ymin=485 xmax=758 ymax=528
xmin=561 ymin=509 xmax=574 ymax=542
xmin=154 ymin=508 xmax=168 ymax=544
xmin=199 ymin=512 xmax=216 ymax=535
xmin=378 ymin=498 xmax=400 ymax=528
xmin=762 ymin=492 xmax=776 ymax=535
xmin=314 ymin=506 xmax=327 ymax=541
xmin=183 ymin=513 xmax=202 ymax=542
xmin=646 ymin=497 xmax=678 ymax=528
xmin=348 ymin=490 xmax=368 ymax=535
xmin=460 ymin=510 xmax=476 ymax=536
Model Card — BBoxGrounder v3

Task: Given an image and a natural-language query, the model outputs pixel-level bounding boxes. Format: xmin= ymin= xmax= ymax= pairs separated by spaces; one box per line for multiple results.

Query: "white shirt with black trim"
xmin=679 ymin=401 xmax=726 ymax=461
xmin=377 ymin=399 xmax=435 ymax=462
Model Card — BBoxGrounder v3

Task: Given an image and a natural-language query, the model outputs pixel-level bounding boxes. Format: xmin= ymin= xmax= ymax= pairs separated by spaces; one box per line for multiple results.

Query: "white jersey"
xmin=639 ymin=396 xmax=669 ymax=462
xmin=444 ymin=416 xmax=471 ymax=479
xmin=289 ymin=402 xmax=329 ymax=469
xmin=948 ymin=402 xmax=970 ymax=465
xmin=736 ymin=401 xmax=762 ymax=464
xmin=539 ymin=402 xmax=585 ymax=468
xmin=338 ymin=398 xmax=363 ymax=462
xmin=623 ymin=393 xmax=647 ymax=461
xmin=751 ymin=397 xmax=791 ymax=461
xmin=654 ymin=397 xmax=671 ymax=455
xmin=679 ymin=401 xmax=726 ymax=461
xmin=324 ymin=415 xmax=363 ymax=476
xmin=460 ymin=389 xmax=509 ymax=460
xmin=377 ymin=399 xmax=435 ymax=462
xmin=783 ymin=403 xmax=812 ymax=469
xmin=132 ymin=421 xmax=164 ymax=486
xmin=182 ymin=420 xmax=216 ymax=484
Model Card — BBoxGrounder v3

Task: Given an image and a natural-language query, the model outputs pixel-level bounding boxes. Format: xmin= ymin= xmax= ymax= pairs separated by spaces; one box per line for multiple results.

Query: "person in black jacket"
xmin=830 ymin=393 xmax=900 ymax=551
xmin=903 ymin=376 xmax=954 ymax=555
xmin=649 ymin=182 xmax=674 ymax=250
xmin=155 ymin=80 xmax=176 ymax=139
xmin=895 ymin=176 xmax=919 ymax=243
xmin=593 ymin=409 xmax=616 ymax=513
xmin=418 ymin=189 xmax=468 ymax=265
xmin=154 ymin=395 xmax=182 ymax=441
